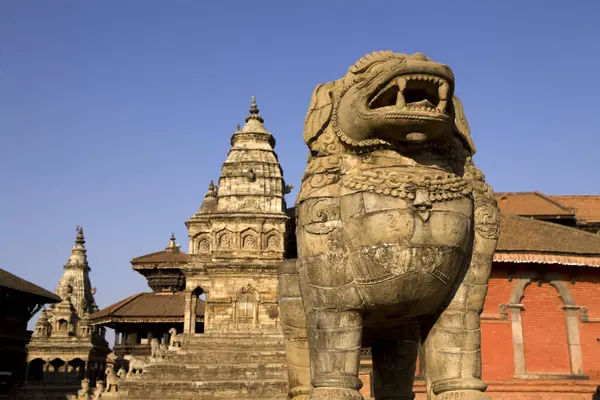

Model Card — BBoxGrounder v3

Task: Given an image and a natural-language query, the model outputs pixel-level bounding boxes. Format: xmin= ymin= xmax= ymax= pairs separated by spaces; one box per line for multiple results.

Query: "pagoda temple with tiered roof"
xmin=91 ymin=233 xmax=205 ymax=357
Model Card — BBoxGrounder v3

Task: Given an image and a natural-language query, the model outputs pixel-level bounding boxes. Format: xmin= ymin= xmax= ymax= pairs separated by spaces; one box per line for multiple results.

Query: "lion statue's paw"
xmin=436 ymin=390 xmax=491 ymax=400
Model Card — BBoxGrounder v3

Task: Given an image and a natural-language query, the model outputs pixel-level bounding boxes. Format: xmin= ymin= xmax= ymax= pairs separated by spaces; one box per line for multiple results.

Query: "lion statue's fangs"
xmin=278 ymin=51 xmax=499 ymax=400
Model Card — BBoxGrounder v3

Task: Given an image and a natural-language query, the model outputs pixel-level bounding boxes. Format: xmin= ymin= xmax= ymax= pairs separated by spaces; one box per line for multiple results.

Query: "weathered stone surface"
xmin=114 ymin=334 xmax=288 ymax=399
xmin=278 ymin=51 xmax=499 ymax=400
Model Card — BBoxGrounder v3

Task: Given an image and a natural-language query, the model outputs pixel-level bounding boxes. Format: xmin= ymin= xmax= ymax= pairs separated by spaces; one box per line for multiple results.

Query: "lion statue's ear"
xmin=303 ymin=81 xmax=338 ymax=147
xmin=453 ymin=95 xmax=476 ymax=155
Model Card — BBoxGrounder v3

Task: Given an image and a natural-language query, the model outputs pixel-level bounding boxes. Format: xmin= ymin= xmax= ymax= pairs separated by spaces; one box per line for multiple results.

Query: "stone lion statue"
xmin=68 ymin=378 xmax=90 ymax=400
xmin=92 ymin=380 xmax=104 ymax=400
xmin=104 ymin=365 xmax=119 ymax=393
xmin=278 ymin=51 xmax=499 ymax=400
xmin=150 ymin=337 xmax=167 ymax=359
xmin=168 ymin=327 xmax=183 ymax=349
xmin=123 ymin=354 xmax=146 ymax=377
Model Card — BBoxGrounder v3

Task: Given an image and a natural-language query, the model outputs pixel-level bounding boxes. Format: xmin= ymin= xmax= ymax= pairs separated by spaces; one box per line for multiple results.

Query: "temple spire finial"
xmin=205 ymin=180 xmax=218 ymax=198
xmin=75 ymin=225 xmax=85 ymax=246
xmin=245 ymin=96 xmax=264 ymax=123
xmin=168 ymin=233 xmax=176 ymax=250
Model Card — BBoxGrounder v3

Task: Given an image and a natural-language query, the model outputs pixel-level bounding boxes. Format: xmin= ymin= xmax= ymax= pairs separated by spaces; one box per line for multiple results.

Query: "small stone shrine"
xmin=20 ymin=227 xmax=110 ymax=400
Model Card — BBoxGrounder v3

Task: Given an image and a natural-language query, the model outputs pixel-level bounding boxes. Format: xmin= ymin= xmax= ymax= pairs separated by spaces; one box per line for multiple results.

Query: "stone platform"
xmin=116 ymin=333 xmax=289 ymax=399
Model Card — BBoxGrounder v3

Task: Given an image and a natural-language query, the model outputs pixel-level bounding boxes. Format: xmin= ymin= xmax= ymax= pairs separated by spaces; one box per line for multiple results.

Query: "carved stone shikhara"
xmin=278 ymin=51 xmax=499 ymax=400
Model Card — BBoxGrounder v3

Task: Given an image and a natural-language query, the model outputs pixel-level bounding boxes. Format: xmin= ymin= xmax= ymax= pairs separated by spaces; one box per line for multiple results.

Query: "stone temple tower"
xmin=100 ymin=98 xmax=291 ymax=399
xmin=185 ymin=96 xmax=290 ymax=334
xmin=21 ymin=227 xmax=110 ymax=399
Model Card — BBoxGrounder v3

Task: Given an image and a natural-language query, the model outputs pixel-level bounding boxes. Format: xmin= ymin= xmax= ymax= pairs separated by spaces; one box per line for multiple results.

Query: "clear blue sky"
xmin=1 ymin=1 xmax=598 ymax=336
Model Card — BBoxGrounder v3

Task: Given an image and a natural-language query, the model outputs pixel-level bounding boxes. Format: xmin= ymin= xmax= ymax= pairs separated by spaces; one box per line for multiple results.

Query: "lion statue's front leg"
xmin=277 ymin=51 xmax=499 ymax=400
xmin=421 ymin=163 xmax=499 ymax=400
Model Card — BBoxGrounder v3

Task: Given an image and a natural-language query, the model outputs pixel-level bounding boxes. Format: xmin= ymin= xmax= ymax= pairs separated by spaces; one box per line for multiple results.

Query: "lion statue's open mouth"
xmin=368 ymin=72 xmax=450 ymax=115
xmin=328 ymin=52 xmax=460 ymax=147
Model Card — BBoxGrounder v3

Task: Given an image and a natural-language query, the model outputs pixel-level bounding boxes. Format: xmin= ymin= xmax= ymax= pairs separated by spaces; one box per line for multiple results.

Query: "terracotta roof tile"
xmin=131 ymin=249 xmax=190 ymax=265
xmin=0 ymin=268 xmax=61 ymax=302
xmin=90 ymin=292 xmax=204 ymax=323
xmin=550 ymin=195 xmax=600 ymax=223
xmin=495 ymin=192 xmax=574 ymax=218
xmin=497 ymin=214 xmax=600 ymax=255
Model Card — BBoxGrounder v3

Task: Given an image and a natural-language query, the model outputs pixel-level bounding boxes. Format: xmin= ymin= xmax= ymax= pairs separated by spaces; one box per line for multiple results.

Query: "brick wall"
xmin=521 ymin=282 xmax=571 ymax=374
xmin=359 ymin=263 xmax=600 ymax=399
xmin=481 ymin=270 xmax=514 ymax=381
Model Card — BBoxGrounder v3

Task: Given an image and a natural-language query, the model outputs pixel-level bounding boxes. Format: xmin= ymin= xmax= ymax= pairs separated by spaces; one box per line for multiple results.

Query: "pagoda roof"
xmin=131 ymin=233 xmax=190 ymax=267
xmin=494 ymin=214 xmax=600 ymax=267
xmin=0 ymin=267 xmax=61 ymax=303
xmin=550 ymin=195 xmax=600 ymax=224
xmin=131 ymin=249 xmax=190 ymax=266
xmin=90 ymin=292 xmax=204 ymax=324
xmin=495 ymin=192 xmax=575 ymax=219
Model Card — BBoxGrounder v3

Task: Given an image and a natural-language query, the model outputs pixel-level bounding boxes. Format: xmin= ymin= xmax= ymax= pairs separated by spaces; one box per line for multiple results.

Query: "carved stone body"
xmin=168 ymin=327 xmax=182 ymax=349
xmin=70 ymin=379 xmax=90 ymax=400
xmin=278 ymin=51 xmax=499 ymax=400
xmin=123 ymin=355 xmax=146 ymax=377
xmin=150 ymin=338 xmax=167 ymax=359
xmin=104 ymin=365 xmax=119 ymax=392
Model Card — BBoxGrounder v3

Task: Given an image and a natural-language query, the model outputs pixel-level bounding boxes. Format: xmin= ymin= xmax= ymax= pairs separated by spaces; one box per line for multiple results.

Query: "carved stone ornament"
xmin=198 ymin=237 xmax=211 ymax=252
xmin=218 ymin=231 xmax=233 ymax=249
xmin=242 ymin=230 xmax=258 ymax=249
xmin=279 ymin=51 xmax=499 ymax=400
xmin=267 ymin=234 xmax=280 ymax=249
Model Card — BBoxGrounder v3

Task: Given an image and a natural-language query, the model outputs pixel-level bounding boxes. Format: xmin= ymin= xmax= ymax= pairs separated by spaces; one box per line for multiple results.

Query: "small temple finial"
xmin=245 ymin=96 xmax=264 ymax=123
xmin=168 ymin=233 xmax=176 ymax=249
xmin=205 ymin=180 xmax=218 ymax=198
xmin=75 ymin=225 xmax=85 ymax=246
xmin=236 ymin=124 xmax=241 ymax=131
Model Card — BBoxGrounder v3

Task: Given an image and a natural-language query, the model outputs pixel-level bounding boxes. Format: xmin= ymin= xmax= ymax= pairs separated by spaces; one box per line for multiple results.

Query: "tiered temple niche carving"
xmin=265 ymin=230 xmax=281 ymax=251
xmin=196 ymin=234 xmax=212 ymax=254
xmin=233 ymin=285 xmax=260 ymax=328
xmin=505 ymin=271 xmax=586 ymax=378
xmin=217 ymin=229 xmax=235 ymax=250
xmin=241 ymin=228 xmax=259 ymax=250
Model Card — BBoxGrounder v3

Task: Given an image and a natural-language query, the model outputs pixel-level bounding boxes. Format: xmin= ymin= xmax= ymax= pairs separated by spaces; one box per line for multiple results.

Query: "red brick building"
xmin=359 ymin=193 xmax=600 ymax=399
xmin=478 ymin=193 xmax=600 ymax=399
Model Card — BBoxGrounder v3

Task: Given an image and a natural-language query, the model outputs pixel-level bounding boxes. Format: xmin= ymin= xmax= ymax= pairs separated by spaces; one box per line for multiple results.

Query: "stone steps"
xmin=166 ymin=349 xmax=287 ymax=364
xmin=182 ymin=334 xmax=285 ymax=351
xmin=118 ymin=378 xmax=288 ymax=399
xmin=143 ymin=361 xmax=287 ymax=381
xmin=117 ymin=333 xmax=289 ymax=399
